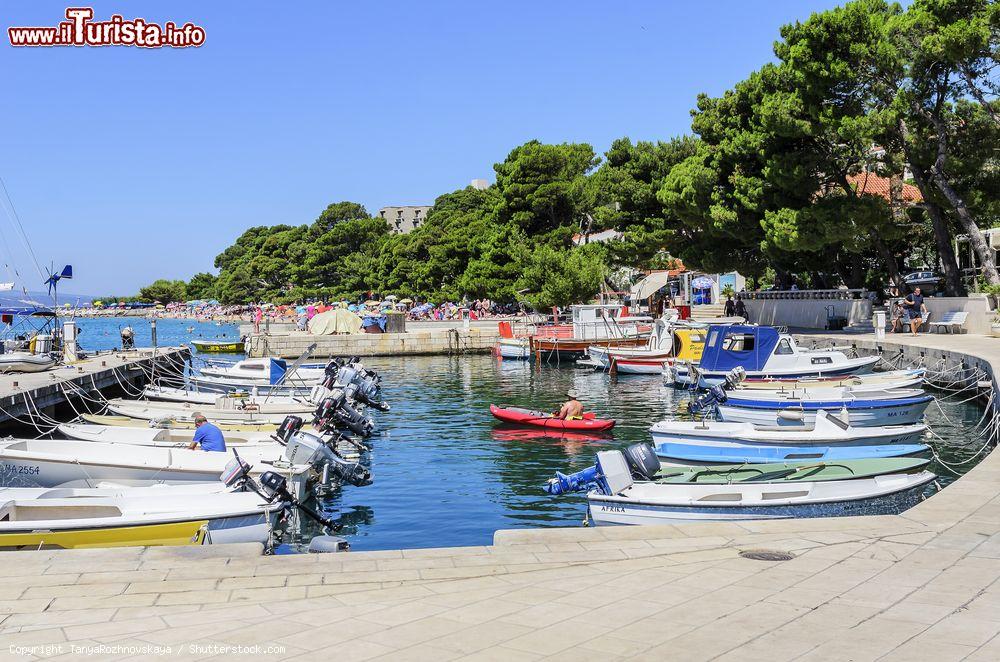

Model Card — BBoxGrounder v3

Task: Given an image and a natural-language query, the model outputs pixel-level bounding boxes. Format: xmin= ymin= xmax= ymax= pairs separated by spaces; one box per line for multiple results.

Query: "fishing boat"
xmin=548 ymin=446 xmax=935 ymax=525
xmin=489 ymin=404 xmax=616 ymax=432
xmin=57 ymin=422 xmax=277 ymax=446
xmin=191 ymin=339 xmax=244 ymax=353
xmin=104 ymin=398 xmax=314 ymax=424
xmin=650 ymin=409 xmax=927 ymax=447
xmin=716 ymin=393 xmax=933 ymax=427
xmin=0 ymin=485 xmax=281 ymax=549
xmin=735 ymin=369 xmax=926 ymax=391
xmin=81 ymin=414 xmax=277 ymax=433
xmin=670 ymin=325 xmax=878 ymax=388
xmin=529 ymin=304 xmax=652 ymax=360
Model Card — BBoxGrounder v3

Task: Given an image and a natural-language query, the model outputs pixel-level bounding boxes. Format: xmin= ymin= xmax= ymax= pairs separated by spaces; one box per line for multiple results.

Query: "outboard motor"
xmin=545 ymin=444 xmax=660 ymax=496
xmin=120 ymin=326 xmax=135 ymax=350
xmin=688 ymin=384 xmax=728 ymax=415
xmin=335 ymin=366 xmax=387 ymax=411
xmin=314 ymin=395 xmax=374 ymax=438
xmin=255 ymin=470 xmax=345 ymax=534
xmin=220 ymin=454 xmax=254 ymax=488
xmin=723 ymin=366 xmax=747 ymax=389
xmin=283 ymin=429 xmax=372 ymax=487
xmin=274 ymin=415 xmax=304 ymax=444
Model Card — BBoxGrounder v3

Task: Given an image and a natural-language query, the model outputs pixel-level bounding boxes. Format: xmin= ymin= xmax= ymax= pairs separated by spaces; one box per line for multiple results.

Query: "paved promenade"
xmin=3 ymin=332 xmax=1000 ymax=660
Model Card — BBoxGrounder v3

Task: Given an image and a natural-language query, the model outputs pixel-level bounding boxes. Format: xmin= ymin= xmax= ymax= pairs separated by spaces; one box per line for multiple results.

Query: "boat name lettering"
xmin=3 ymin=464 xmax=40 ymax=475
xmin=600 ymin=504 xmax=627 ymax=513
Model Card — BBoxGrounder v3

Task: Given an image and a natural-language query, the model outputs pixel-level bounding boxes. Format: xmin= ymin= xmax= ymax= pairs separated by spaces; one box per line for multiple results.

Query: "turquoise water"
xmin=71 ymin=317 xmax=992 ymax=552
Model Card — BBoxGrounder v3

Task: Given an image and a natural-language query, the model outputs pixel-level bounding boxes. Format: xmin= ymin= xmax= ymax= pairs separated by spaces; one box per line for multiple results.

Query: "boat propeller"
xmin=688 ymin=384 xmax=728 ymax=415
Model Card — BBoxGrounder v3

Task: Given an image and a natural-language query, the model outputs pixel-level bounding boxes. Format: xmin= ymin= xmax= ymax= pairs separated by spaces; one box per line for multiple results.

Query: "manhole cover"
xmin=739 ymin=549 xmax=795 ymax=562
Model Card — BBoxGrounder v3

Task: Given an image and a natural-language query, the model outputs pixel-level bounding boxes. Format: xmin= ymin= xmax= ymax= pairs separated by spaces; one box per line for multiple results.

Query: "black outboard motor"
xmin=622 ymin=443 xmax=661 ymax=481
xmin=314 ymin=395 xmax=374 ymax=438
xmin=274 ymin=415 xmax=304 ymax=444
xmin=256 ymin=470 xmax=343 ymax=533
xmin=326 ymin=456 xmax=372 ymax=487
xmin=688 ymin=384 xmax=728 ymax=415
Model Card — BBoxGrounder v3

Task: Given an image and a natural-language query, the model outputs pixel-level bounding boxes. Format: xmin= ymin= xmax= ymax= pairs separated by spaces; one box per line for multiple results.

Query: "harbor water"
xmin=72 ymin=317 xmax=991 ymax=552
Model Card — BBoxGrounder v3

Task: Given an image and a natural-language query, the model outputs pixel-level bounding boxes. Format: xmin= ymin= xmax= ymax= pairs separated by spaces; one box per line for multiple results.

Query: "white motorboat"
xmin=0 ymin=352 xmax=57 ymax=373
xmin=141 ymin=385 xmax=318 ymax=407
xmin=187 ymin=373 xmax=315 ymax=397
xmin=199 ymin=357 xmax=327 ymax=385
xmin=0 ymin=485 xmax=282 ymax=548
xmin=734 ymin=369 xmax=925 ymax=392
xmin=104 ymin=398 xmax=313 ymax=424
xmin=650 ymin=410 xmax=927 ymax=447
xmin=725 ymin=387 xmax=927 ymax=402
xmin=496 ymin=338 xmax=530 ymax=360
xmin=581 ymin=449 xmax=934 ymax=525
xmin=716 ymin=392 xmax=933 ymax=427
xmin=0 ymin=438 xmax=308 ymax=487
xmin=671 ymin=324 xmax=878 ymax=387
xmin=57 ymin=422 xmax=278 ymax=447
xmin=587 ymin=316 xmax=706 ymax=367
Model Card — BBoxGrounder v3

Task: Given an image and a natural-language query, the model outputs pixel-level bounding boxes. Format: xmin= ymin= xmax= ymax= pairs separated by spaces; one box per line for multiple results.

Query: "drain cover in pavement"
xmin=739 ymin=549 xmax=795 ymax=562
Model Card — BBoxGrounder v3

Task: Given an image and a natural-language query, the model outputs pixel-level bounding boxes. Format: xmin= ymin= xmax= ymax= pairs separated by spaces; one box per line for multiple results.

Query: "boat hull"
xmin=673 ymin=355 xmax=879 ymax=388
xmin=717 ymin=398 xmax=931 ymax=427
xmin=654 ymin=441 xmax=930 ymax=466
xmin=587 ymin=480 xmax=931 ymax=525
xmin=191 ymin=340 xmax=243 ymax=353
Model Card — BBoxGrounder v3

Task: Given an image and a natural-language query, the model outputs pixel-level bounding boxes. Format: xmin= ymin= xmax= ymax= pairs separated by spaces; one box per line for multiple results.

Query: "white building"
xmin=378 ymin=206 xmax=432 ymax=234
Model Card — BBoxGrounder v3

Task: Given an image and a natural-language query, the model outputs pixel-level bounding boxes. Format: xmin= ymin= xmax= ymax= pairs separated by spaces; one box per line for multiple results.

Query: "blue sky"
xmin=1 ymin=0 xmax=846 ymax=295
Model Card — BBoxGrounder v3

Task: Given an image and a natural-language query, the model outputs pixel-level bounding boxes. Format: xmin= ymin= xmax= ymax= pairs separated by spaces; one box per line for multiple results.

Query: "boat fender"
xmin=308 ymin=535 xmax=350 ymax=553
xmin=777 ymin=410 xmax=805 ymax=422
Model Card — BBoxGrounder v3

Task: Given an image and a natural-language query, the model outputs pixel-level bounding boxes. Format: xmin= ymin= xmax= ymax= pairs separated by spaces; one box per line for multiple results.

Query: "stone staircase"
xmin=690 ymin=303 xmax=727 ymax=320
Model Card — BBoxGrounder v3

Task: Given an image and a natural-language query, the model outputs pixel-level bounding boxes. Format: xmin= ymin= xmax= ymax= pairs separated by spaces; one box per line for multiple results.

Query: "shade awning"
xmin=630 ymin=272 xmax=673 ymax=300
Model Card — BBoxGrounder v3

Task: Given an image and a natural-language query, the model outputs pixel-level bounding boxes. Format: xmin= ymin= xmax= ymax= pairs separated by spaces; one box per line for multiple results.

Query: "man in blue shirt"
xmin=188 ymin=413 xmax=226 ymax=452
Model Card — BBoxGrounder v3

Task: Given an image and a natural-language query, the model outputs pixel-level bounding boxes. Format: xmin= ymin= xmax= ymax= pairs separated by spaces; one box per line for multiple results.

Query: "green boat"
xmin=655 ymin=457 xmax=930 ymax=484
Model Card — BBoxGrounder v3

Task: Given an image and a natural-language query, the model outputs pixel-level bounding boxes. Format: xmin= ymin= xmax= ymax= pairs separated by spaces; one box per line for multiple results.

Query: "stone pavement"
xmin=3 ymin=332 xmax=1000 ymax=660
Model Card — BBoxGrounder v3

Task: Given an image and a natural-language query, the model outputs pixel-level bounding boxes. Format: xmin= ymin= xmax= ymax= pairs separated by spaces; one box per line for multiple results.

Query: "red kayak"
xmin=489 ymin=404 xmax=616 ymax=432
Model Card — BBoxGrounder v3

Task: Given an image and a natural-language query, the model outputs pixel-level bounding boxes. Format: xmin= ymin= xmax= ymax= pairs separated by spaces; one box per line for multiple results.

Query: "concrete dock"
xmin=3 ymin=333 xmax=1000 ymax=659
xmin=0 ymin=347 xmax=189 ymax=427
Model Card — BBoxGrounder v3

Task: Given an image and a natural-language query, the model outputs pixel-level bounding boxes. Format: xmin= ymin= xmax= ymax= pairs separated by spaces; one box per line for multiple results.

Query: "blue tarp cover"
xmin=698 ymin=325 xmax=781 ymax=372
xmin=268 ymin=358 xmax=288 ymax=384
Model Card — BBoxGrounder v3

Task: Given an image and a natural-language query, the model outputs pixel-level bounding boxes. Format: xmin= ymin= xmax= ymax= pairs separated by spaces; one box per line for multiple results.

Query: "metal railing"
xmin=742 ymin=289 xmax=867 ymax=301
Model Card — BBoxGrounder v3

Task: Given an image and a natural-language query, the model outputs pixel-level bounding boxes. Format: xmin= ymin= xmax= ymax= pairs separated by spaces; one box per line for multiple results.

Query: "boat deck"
xmin=2 ymin=333 xmax=1000 ymax=659
xmin=0 ymin=347 xmax=189 ymax=427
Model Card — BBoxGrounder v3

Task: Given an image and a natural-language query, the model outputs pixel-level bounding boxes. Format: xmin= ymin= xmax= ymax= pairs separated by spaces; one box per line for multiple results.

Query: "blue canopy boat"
xmin=670 ymin=325 xmax=878 ymax=388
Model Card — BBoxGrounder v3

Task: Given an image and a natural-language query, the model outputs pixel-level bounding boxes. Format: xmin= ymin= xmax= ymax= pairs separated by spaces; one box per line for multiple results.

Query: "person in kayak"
xmin=554 ymin=389 xmax=584 ymax=420
xmin=188 ymin=413 xmax=226 ymax=452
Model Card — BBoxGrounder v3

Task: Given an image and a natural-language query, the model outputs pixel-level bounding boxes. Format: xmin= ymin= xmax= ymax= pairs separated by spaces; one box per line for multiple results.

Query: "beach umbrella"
xmin=691 ymin=276 xmax=714 ymax=289
xmin=364 ymin=300 xmax=379 ymax=306
xmin=400 ymin=298 xmax=413 ymax=304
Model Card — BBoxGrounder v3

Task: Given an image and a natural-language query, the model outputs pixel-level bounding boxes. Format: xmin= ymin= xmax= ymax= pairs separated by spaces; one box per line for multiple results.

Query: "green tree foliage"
xmin=311 ymin=201 xmax=370 ymax=234
xmin=186 ymin=272 xmax=217 ymax=300
xmin=516 ymin=244 xmax=606 ymax=310
xmin=138 ymin=279 xmax=187 ymax=303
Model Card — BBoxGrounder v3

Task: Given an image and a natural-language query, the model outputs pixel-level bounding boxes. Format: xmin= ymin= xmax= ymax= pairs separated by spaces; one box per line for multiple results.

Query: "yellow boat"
xmin=80 ymin=414 xmax=278 ymax=433
xmin=0 ymin=520 xmax=208 ymax=550
xmin=192 ymin=339 xmax=243 ymax=353
xmin=0 ymin=486 xmax=278 ymax=550
xmin=673 ymin=328 xmax=706 ymax=362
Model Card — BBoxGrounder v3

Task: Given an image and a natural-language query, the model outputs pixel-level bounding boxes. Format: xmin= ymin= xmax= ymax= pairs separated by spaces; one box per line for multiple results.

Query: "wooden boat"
xmin=489 ymin=404 xmax=616 ymax=431
xmin=57 ymin=423 xmax=277 ymax=446
xmin=80 ymin=414 xmax=277 ymax=433
xmin=191 ymin=339 xmax=243 ymax=353
xmin=0 ymin=485 xmax=280 ymax=549
xmin=530 ymin=304 xmax=652 ymax=360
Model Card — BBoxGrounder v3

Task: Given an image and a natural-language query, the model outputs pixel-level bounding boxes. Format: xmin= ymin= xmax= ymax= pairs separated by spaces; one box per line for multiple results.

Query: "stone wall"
xmin=743 ymin=298 xmax=873 ymax=329
xmin=245 ymin=328 xmax=500 ymax=358
xmin=920 ymin=296 xmax=993 ymax=335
